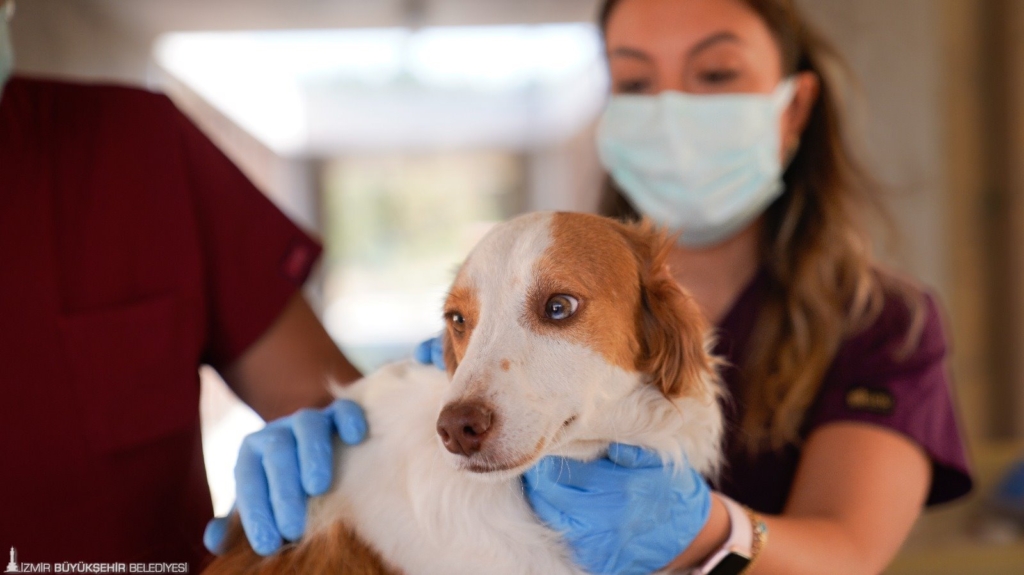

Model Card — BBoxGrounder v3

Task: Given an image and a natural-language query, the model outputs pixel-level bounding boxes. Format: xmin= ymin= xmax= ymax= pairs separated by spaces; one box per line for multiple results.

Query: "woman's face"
xmin=604 ymin=0 xmax=818 ymax=155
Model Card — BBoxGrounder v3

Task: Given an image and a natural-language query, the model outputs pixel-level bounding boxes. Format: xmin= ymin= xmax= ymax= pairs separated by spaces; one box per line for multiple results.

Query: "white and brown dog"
xmin=206 ymin=211 xmax=724 ymax=575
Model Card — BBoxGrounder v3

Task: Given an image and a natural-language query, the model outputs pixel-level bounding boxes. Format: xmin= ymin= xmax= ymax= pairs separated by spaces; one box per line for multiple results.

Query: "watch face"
xmin=708 ymin=552 xmax=752 ymax=575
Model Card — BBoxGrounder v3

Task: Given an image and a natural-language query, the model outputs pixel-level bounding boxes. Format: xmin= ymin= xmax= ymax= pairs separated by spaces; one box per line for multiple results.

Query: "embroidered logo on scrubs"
xmin=281 ymin=240 xmax=315 ymax=284
xmin=844 ymin=386 xmax=895 ymax=415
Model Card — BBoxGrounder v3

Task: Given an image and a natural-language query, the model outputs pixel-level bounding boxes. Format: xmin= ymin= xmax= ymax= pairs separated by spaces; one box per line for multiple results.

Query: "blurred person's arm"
xmin=670 ymin=422 xmax=930 ymax=575
xmin=205 ymin=293 xmax=366 ymax=556
xmin=165 ymin=92 xmax=361 ymax=419
xmin=163 ymin=89 xmax=370 ymax=554
xmin=222 ymin=292 xmax=361 ymax=421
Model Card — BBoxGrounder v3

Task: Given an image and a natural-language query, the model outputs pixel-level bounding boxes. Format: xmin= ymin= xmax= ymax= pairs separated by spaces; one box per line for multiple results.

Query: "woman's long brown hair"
xmin=597 ymin=0 xmax=922 ymax=451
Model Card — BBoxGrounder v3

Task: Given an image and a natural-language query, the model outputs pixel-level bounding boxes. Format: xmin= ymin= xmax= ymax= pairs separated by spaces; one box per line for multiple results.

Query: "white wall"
xmin=798 ymin=0 xmax=949 ymax=297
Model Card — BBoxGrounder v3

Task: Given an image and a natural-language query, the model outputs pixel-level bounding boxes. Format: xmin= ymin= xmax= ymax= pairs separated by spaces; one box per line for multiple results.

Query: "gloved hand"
xmin=414 ymin=336 xmax=446 ymax=370
xmin=522 ymin=443 xmax=711 ymax=575
xmin=993 ymin=457 xmax=1024 ymax=520
xmin=203 ymin=398 xmax=368 ymax=556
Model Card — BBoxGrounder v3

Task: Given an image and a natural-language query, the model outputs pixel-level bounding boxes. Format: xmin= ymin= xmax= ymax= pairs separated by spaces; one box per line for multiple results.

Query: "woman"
xmin=519 ymin=0 xmax=970 ymax=573
xmin=217 ymin=0 xmax=972 ymax=573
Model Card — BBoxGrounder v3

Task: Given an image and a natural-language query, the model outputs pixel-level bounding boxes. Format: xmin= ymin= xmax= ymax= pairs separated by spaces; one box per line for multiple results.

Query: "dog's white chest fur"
xmin=310 ymin=361 xmax=584 ymax=575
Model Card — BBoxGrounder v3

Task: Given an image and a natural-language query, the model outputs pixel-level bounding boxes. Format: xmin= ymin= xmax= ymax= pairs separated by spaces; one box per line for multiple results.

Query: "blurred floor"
xmin=889 ymin=441 xmax=1024 ymax=574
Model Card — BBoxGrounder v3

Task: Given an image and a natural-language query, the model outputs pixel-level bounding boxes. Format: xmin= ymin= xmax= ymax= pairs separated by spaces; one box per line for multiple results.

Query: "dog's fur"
xmin=205 ymin=212 xmax=725 ymax=575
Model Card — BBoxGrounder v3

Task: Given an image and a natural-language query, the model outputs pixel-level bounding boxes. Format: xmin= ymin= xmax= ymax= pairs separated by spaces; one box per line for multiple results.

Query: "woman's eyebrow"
xmin=688 ymin=31 xmax=742 ymax=57
xmin=609 ymin=31 xmax=741 ymax=61
xmin=608 ymin=46 xmax=652 ymax=61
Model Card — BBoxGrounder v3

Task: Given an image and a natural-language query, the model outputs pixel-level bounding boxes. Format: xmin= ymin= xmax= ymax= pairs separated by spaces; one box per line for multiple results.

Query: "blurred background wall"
xmin=10 ymin=0 xmax=1024 ymax=572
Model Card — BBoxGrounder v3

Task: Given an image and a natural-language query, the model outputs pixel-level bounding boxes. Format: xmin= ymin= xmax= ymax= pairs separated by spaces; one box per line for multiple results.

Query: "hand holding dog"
xmin=203 ymin=399 xmax=368 ymax=556
xmin=523 ymin=445 xmax=711 ymax=575
xmin=414 ymin=336 xmax=447 ymax=371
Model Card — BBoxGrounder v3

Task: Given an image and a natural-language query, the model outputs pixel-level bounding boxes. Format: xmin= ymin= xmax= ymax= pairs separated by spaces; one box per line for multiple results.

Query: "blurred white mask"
xmin=597 ymin=79 xmax=797 ymax=247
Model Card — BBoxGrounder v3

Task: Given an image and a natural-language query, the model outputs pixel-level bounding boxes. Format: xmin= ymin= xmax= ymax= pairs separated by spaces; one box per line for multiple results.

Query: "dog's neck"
xmin=546 ymin=373 xmax=723 ymax=477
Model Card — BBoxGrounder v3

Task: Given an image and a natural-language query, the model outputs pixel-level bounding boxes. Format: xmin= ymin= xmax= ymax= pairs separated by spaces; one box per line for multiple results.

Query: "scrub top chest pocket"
xmin=59 ymin=294 xmax=199 ymax=455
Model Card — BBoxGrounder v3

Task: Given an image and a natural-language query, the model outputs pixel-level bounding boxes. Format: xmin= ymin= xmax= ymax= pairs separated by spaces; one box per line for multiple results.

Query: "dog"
xmin=205 ymin=211 xmax=725 ymax=575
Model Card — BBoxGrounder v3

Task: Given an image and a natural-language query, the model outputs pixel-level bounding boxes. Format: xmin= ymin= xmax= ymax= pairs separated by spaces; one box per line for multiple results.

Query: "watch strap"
xmin=692 ymin=496 xmax=754 ymax=575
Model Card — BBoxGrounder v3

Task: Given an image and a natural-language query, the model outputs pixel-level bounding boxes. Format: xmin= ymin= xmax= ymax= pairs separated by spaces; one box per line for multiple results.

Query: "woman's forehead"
xmin=603 ymin=0 xmax=780 ymax=62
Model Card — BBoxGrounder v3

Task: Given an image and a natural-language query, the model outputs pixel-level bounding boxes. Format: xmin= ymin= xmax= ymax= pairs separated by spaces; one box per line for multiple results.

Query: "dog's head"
xmin=436 ymin=211 xmax=723 ymax=479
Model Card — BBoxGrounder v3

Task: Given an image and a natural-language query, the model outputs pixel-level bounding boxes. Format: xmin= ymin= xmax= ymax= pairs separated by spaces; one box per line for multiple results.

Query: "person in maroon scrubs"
xmin=0 ymin=8 xmax=360 ymax=568
xmin=509 ymin=1 xmax=973 ymax=573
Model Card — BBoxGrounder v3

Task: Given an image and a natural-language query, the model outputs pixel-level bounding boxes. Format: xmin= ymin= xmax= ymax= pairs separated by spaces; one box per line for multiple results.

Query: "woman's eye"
xmin=544 ymin=295 xmax=579 ymax=321
xmin=697 ymin=69 xmax=739 ymax=84
xmin=616 ymin=79 xmax=651 ymax=94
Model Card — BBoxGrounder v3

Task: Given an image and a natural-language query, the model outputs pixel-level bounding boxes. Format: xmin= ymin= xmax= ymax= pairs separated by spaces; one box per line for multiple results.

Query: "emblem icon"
xmin=4 ymin=547 xmax=18 ymax=573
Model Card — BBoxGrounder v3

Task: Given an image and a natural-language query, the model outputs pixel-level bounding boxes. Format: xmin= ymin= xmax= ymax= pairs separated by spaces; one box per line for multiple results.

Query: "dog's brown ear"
xmin=618 ymin=219 xmax=716 ymax=399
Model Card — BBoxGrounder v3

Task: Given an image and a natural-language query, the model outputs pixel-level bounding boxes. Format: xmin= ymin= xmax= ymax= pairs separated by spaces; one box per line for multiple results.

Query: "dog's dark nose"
xmin=436 ymin=401 xmax=495 ymax=456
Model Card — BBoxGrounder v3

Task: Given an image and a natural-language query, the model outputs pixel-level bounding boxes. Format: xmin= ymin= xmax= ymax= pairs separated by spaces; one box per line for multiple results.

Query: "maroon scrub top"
xmin=0 ymin=77 xmax=321 ymax=569
xmin=714 ymin=269 xmax=973 ymax=513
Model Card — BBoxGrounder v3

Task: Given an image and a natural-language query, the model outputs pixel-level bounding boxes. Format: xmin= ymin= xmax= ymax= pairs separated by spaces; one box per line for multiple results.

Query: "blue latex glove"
xmin=203 ymin=399 xmax=368 ymax=556
xmin=993 ymin=456 xmax=1024 ymax=520
xmin=414 ymin=336 xmax=446 ymax=370
xmin=522 ymin=443 xmax=711 ymax=575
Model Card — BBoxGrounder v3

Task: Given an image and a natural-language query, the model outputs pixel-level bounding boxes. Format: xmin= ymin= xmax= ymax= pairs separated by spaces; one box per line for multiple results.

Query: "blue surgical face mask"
xmin=0 ymin=3 xmax=14 ymax=100
xmin=596 ymin=79 xmax=798 ymax=247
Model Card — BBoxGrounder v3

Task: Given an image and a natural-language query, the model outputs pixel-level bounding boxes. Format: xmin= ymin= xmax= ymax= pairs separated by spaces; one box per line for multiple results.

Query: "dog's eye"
xmin=447 ymin=312 xmax=466 ymax=333
xmin=544 ymin=295 xmax=578 ymax=320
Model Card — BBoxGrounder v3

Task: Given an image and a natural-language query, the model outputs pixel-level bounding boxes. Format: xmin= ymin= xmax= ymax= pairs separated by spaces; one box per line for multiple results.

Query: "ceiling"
xmin=11 ymin=0 xmax=608 ymax=156
xmin=60 ymin=0 xmax=601 ymax=36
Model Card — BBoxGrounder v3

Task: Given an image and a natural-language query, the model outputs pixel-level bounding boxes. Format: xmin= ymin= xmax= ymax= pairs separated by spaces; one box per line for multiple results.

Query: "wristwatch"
xmin=692 ymin=496 xmax=754 ymax=575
